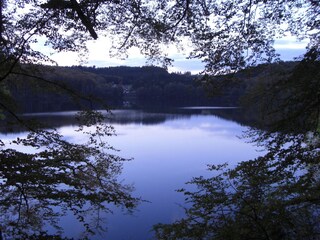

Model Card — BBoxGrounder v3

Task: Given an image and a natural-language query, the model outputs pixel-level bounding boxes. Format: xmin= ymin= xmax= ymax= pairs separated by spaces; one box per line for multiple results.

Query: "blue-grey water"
xmin=0 ymin=108 xmax=262 ymax=239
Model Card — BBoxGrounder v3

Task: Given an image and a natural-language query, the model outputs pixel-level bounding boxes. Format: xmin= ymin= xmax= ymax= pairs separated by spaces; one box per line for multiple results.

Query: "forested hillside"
xmin=4 ymin=62 xmax=298 ymax=113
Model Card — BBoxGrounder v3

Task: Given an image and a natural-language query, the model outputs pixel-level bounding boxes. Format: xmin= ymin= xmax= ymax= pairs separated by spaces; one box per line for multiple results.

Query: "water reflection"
xmin=0 ymin=111 xmax=140 ymax=239
xmin=154 ymin=129 xmax=320 ymax=240
xmin=0 ymin=107 xmax=256 ymax=131
xmin=153 ymin=57 xmax=320 ymax=239
xmin=0 ymin=108 xmax=262 ymax=239
xmin=95 ymin=108 xmax=262 ymax=240
xmin=1 ymin=110 xmax=181 ymax=132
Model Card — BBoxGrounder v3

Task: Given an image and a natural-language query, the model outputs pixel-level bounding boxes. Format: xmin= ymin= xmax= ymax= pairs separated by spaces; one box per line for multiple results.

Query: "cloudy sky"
xmin=38 ymin=35 xmax=308 ymax=74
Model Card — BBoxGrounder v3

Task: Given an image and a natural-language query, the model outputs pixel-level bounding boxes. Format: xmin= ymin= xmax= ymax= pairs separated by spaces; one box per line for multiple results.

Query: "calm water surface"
xmin=1 ymin=108 xmax=262 ymax=239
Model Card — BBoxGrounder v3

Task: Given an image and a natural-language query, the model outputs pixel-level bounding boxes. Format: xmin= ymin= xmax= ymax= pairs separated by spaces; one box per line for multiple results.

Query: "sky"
xmin=38 ymin=35 xmax=309 ymax=74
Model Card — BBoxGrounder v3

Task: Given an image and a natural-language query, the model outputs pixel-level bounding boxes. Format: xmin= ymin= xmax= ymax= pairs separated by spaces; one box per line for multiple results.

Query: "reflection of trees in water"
xmin=109 ymin=110 xmax=193 ymax=125
xmin=154 ymin=54 xmax=320 ymax=239
xmin=0 ymin=108 xmax=255 ymax=134
xmin=1 ymin=110 xmax=194 ymax=132
xmin=155 ymin=130 xmax=320 ymax=239
xmin=0 ymin=111 xmax=140 ymax=239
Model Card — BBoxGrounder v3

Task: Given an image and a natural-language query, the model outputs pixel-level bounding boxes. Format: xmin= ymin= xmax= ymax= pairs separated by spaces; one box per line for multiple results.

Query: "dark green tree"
xmin=0 ymin=111 xmax=140 ymax=239
xmin=1 ymin=0 xmax=319 ymax=76
xmin=153 ymin=49 xmax=320 ymax=240
xmin=240 ymin=51 xmax=320 ymax=133
xmin=154 ymin=122 xmax=320 ymax=239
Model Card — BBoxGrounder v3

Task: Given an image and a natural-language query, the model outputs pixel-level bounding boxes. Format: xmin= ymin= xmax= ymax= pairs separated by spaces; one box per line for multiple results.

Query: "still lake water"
xmin=1 ymin=108 xmax=262 ymax=239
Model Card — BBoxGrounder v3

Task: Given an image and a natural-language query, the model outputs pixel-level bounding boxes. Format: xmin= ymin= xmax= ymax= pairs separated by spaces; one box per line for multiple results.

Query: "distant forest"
xmin=5 ymin=62 xmax=297 ymax=113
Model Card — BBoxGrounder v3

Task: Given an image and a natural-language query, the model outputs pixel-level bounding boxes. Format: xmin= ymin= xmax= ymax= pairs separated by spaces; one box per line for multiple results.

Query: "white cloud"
xmin=274 ymin=36 xmax=309 ymax=50
xmin=31 ymin=34 xmax=307 ymax=73
xmin=82 ymin=37 xmax=203 ymax=73
xmin=273 ymin=36 xmax=308 ymax=60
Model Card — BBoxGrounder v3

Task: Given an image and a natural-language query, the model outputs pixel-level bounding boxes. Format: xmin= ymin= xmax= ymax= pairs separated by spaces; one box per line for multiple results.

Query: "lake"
xmin=0 ymin=107 xmax=263 ymax=239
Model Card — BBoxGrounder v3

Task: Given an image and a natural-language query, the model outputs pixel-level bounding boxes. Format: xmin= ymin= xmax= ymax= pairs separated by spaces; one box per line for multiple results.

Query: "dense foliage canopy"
xmin=154 ymin=47 xmax=320 ymax=240
xmin=1 ymin=0 xmax=319 ymax=74
xmin=153 ymin=41 xmax=320 ymax=240
xmin=0 ymin=0 xmax=319 ymax=238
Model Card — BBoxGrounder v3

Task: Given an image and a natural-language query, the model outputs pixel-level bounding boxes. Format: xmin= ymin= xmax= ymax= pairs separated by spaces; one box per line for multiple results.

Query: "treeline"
xmin=72 ymin=65 xmax=230 ymax=107
xmin=4 ymin=62 xmax=299 ymax=113
xmin=2 ymin=65 xmax=227 ymax=113
xmin=5 ymin=66 xmax=123 ymax=113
